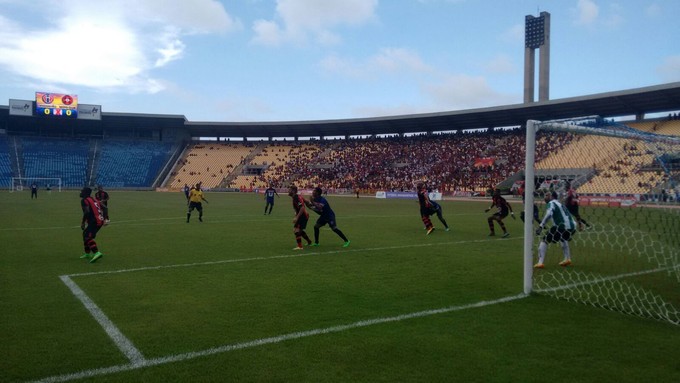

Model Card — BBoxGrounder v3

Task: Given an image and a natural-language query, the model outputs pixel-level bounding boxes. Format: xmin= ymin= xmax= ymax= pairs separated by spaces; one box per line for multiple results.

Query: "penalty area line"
xmin=30 ymin=293 xmax=528 ymax=383
xmin=58 ymin=276 xmax=146 ymax=366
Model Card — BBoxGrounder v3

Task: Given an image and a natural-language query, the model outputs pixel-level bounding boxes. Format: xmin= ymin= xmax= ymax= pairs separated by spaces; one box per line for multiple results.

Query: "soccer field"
xmin=1 ymin=191 xmax=678 ymax=383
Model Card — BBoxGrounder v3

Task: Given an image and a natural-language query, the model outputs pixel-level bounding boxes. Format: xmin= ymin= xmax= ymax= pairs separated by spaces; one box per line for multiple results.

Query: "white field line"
xmin=43 ymin=238 xmax=521 ymax=382
xmin=58 ymin=276 xmax=146 ymax=365
xmin=31 ymin=293 xmax=529 ymax=383
xmin=535 ymin=265 xmax=680 ymax=293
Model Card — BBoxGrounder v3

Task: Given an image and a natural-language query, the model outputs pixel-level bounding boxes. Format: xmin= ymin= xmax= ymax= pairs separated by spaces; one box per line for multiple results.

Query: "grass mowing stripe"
xmin=31 ymin=293 xmax=529 ymax=383
xmin=63 ymin=237 xmax=523 ymax=278
xmin=59 ymin=276 xmax=146 ymax=365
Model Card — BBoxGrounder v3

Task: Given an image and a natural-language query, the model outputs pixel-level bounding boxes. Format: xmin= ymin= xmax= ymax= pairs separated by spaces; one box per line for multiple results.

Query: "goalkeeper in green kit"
xmin=534 ymin=191 xmax=576 ymax=269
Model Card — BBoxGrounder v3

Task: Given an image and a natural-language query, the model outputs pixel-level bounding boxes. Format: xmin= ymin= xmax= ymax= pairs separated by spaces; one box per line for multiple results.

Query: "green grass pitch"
xmin=0 ymin=191 xmax=678 ymax=382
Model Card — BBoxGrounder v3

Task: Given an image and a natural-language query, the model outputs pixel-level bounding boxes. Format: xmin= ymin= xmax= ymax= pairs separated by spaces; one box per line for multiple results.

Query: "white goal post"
xmin=10 ymin=177 xmax=62 ymax=192
xmin=523 ymin=117 xmax=680 ymax=326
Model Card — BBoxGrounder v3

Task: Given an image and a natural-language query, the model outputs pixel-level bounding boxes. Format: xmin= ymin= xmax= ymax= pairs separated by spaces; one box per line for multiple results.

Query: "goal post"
xmin=10 ymin=177 xmax=62 ymax=192
xmin=523 ymin=117 xmax=680 ymax=326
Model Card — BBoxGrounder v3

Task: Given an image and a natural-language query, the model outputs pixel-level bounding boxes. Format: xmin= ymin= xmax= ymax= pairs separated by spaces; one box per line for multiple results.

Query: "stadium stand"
xmin=4 ymin=117 xmax=674 ymax=195
xmin=0 ymin=135 xmax=13 ymax=188
xmin=169 ymin=142 xmax=256 ymax=189
xmin=20 ymin=137 xmax=89 ymax=187
xmin=94 ymin=140 xmax=176 ymax=188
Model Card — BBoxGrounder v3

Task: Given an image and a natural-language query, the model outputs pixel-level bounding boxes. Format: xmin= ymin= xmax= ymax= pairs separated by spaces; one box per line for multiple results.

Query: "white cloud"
xmin=251 ymin=0 xmax=378 ymax=46
xmin=423 ymin=74 xmax=517 ymax=110
xmin=574 ymin=0 xmax=599 ymax=25
xmin=352 ymin=74 xmax=519 ymax=117
xmin=369 ymin=48 xmax=432 ymax=74
xmin=657 ymin=55 xmax=680 ymax=82
xmin=484 ymin=54 xmax=515 ymax=74
xmin=320 ymin=48 xmax=431 ymax=78
xmin=645 ymin=3 xmax=662 ymax=17
xmin=154 ymin=27 xmax=187 ymax=68
xmin=252 ymin=20 xmax=287 ymax=46
xmin=0 ymin=1 xmax=240 ymax=94
xmin=321 ymin=48 xmax=517 ymax=117
xmin=604 ymin=3 xmax=624 ymax=28
xmin=500 ymin=24 xmax=524 ymax=44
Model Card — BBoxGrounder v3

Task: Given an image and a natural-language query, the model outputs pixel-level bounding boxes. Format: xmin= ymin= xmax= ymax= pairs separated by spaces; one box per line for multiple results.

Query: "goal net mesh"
xmin=10 ymin=177 xmax=62 ymax=192
xmin=526 ymin=117 xmax=680 ymax=326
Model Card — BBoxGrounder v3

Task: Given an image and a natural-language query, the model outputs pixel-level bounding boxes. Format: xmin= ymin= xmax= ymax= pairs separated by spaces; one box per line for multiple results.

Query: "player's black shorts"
xmin=544 ymin=225 xmax=575 ymax=243
xmin=493 ymin=210 xmax=509 ymax=220
xmin=83 ymin=224 xmax=102 ymax=241
xmin=567 ymin=205 xmax=580 ymax=217
xmin=295 ymin=215 xmax=309 ymax=230
xmin=188 ymin=201 xmax=203 ymax=212
xmin=428 ymin=202 xmax=442 ymax=216
xmin=315 ymin=215 xmax=338 ymax=229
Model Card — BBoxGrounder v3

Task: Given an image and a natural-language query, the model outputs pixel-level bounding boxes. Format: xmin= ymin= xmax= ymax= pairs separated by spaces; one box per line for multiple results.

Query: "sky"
xmin=0 ymin=0 xmax=678 ymax=123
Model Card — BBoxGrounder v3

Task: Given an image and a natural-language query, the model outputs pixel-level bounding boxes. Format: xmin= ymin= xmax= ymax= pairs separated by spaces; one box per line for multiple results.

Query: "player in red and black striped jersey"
xmin=417 ymin=182 xmax=449 ymax=235
xmin=485 ymin=189 xmax=514 ymax=238
xmin=565 ymin=182 xmax=591 ymax=231
xmin=95 ymin=185 xmax=110 ymax=224
xmin=79 ymin=187 xmax=105 ymax=263
xmin=289 ymin=185 xmax=312 ymax=250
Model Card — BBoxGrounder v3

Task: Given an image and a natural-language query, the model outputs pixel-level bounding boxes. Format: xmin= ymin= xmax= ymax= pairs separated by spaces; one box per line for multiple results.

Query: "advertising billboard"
xmin=9 ymin=99 xmax=33 ymax=116
xmin=77 ymin=104 xmax=102 ymax=120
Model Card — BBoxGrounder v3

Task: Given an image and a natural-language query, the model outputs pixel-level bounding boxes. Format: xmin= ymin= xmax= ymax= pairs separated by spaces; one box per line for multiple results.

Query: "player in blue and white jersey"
xmin=534 ymin=191 xmax=577 ymax=268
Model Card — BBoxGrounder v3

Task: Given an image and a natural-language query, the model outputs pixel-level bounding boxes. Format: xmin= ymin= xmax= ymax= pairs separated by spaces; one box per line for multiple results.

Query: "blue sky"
xmin=0 ymin=0 xmax=678 ymax=122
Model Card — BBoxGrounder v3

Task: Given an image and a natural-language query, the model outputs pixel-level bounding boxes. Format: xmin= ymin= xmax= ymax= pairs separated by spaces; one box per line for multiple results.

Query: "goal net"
xmin=10 ymin=177 xmax=62 ymax=192
xmin=522 ymin=117 xmax=680 ymax=326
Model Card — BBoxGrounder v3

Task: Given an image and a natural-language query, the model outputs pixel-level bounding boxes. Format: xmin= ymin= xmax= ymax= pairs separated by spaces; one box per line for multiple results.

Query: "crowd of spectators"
xmin=227 ymin=128 xmax=573 ymax=194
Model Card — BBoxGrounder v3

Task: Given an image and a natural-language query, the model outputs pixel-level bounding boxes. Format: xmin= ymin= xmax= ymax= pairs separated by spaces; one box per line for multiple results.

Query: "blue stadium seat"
xmin=95 ymin=140 xmax=174 ymax=187
xmin=0 ymin=136 xmax=13 ymax=187
xmin=21 ymin=137 xmax=89 ymax=187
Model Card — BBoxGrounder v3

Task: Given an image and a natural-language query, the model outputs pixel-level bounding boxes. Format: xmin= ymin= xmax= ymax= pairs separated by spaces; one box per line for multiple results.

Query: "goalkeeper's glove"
xmin=510 ymin=212 xmax=515 ymax=220
xmin=535 ymin=226 xmax=543 ymax=235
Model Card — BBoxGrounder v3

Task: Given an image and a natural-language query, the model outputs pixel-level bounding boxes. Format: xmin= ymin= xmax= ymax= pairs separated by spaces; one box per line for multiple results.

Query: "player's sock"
xmin=296 ymin=236 xmax=302 ymax=247
xmin=332 ymin=228 xmax=348 ymax=242
xmin=314 ymin=227 xmax=320 ymax=244
xmin=438 ymin=214 xmax=449 ymax=229
xmin=186 ymin=213 xmax=190 ymax=223
xmin=538 ymin=241 xmax=547 ymax=264
xmin=487 ymin=218 xmax=495 ymax=233
xmin=560 ymin=240 xmax=571 ymax=261
xmin=301 ymin=231 xmax=312 ymax=245
xmin=421 ymin=216 xmax=433 ymax=230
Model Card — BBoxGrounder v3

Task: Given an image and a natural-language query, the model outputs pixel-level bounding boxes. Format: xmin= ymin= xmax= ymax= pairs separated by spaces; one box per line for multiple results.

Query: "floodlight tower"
xmin=524 ymin=12 xmax=550 ymax=103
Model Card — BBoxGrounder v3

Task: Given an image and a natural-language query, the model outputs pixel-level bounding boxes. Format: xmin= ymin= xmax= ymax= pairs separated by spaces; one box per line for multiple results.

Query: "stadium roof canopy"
xmin=184 ymin=82 xmax=680 ymax=138
xmin=1 ymin=82 xmax=679 ymax=139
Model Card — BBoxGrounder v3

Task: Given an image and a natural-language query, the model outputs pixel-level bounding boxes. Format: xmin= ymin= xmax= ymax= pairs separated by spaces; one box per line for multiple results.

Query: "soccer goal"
xmin=523 ymin=117 xmax=680 ymax=326
xmin=10 ymin=177 xmax=62 ymax=192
